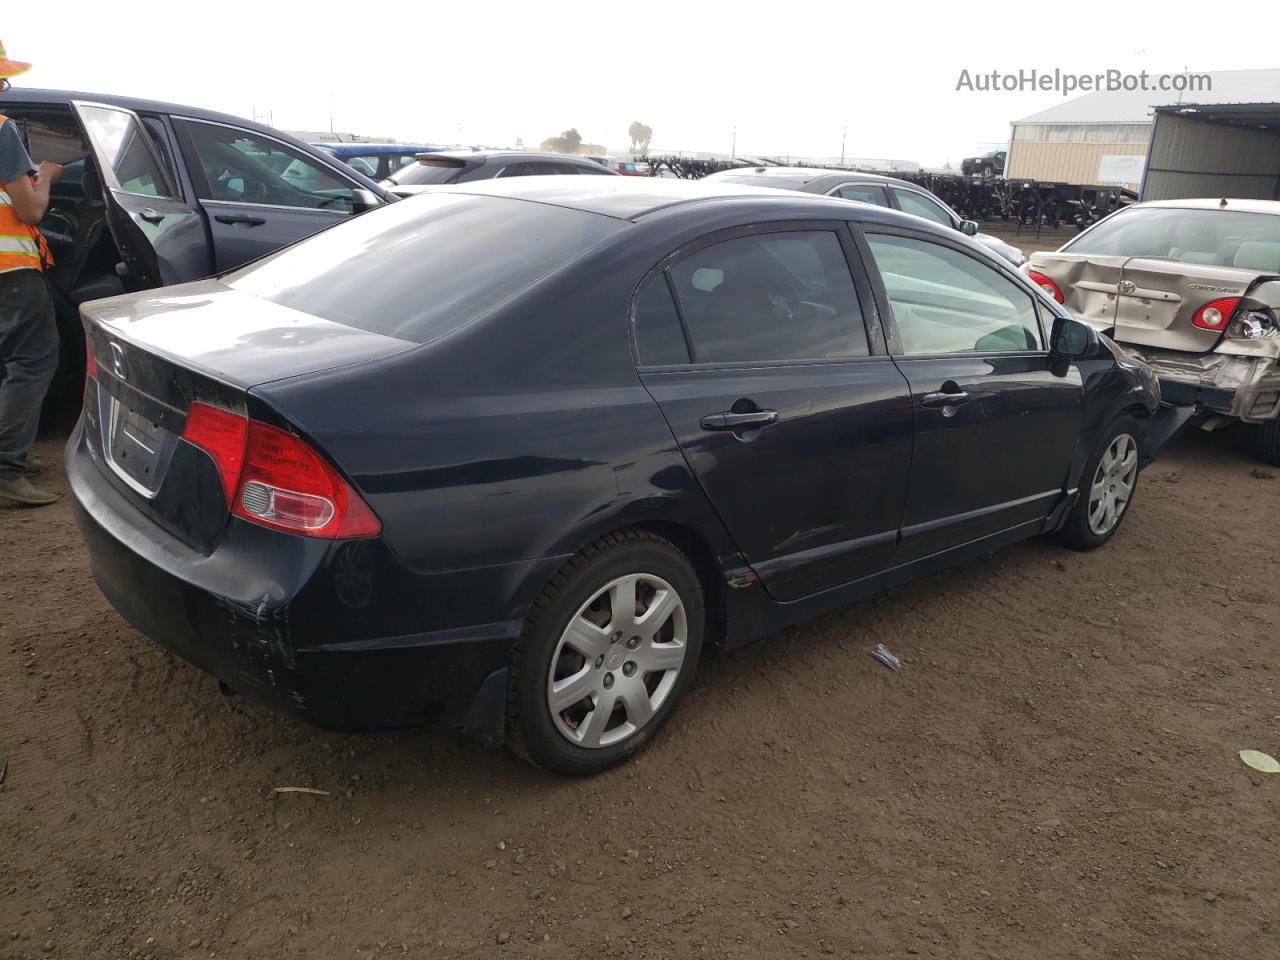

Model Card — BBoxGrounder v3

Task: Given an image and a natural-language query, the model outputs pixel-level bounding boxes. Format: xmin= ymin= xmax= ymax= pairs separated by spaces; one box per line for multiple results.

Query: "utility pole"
xmin=840 ymin=126 xmax=846 ymax=166
xmin=328 ymin=91 xmax=334 ymax=135
xmin=731 ymin=125 xmax=736 ymax=159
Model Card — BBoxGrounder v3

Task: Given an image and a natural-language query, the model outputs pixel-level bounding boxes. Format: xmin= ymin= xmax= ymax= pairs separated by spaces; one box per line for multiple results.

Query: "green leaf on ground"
xmin=1239 ymin=750 xmax=1280 ymax=774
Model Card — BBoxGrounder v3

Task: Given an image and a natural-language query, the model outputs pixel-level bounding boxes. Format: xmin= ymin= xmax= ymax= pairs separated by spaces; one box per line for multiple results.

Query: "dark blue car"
xmin=312 ymin=142 xmax=443 ymax=181
xmin=69 ymin=177 xmax=1179 ymax=776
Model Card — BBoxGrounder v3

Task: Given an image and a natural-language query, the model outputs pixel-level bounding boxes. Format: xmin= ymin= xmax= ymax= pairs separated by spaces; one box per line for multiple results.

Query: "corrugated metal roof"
xmin=1014 ymin=68 xmax=1280 ymax=125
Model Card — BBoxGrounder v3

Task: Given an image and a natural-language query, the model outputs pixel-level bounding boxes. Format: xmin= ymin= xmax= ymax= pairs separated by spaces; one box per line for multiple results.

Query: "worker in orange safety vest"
xmin=0 ymin=38 xmax=63 ymax=506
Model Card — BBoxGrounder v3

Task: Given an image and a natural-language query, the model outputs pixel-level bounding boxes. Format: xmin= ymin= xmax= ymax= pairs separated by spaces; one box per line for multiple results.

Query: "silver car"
xmin=1024 ymin=198 xmax=1280 ymax=465
xmin=702 ymin=166 xmax=1026 ymax=266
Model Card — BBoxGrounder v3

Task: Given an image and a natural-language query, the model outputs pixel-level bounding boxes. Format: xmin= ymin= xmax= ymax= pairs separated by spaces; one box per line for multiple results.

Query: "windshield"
xmin=387 ymin=158 xmax=470 ymax=186
xmin=228 ymin=193 xmax=621 ymax=344
xmin=1066 ymin=207 xmax=1280 ymax=270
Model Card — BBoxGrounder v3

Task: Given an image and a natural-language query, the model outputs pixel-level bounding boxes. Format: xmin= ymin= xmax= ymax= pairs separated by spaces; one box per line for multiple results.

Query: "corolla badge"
xmin=1118 ymin=280 xmax=1137 ymax=295
xmin=110 ymin=342 xmax=128 ymax=380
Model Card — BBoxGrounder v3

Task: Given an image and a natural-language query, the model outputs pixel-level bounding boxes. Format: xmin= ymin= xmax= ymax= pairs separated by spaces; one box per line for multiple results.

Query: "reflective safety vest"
xmin=0 ymin=113 xmax=53 ymax=273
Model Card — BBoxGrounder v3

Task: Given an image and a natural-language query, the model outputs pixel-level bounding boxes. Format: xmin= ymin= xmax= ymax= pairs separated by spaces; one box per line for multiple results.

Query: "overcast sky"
xmin=8 ymin=1 xmax=1279 ymax=166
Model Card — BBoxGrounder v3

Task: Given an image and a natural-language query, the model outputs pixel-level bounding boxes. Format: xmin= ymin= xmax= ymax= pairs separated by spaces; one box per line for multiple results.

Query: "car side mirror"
xmin=351 ymin=187 xmax=383 ymax=214
xmin=1048 ymin=315 xmax=1098 ymax=375
xmin=959 ymin=219 xmax=979 ymax=236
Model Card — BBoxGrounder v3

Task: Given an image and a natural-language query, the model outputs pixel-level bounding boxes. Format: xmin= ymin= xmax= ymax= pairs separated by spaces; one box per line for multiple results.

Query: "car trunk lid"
xmin=81 ymin=279 xmax=416 ymax=552
xmin=1028 ymin=252 xmax=1127 ymax=329
xmin=1114 ymin=257 xmax=1260 ymax=353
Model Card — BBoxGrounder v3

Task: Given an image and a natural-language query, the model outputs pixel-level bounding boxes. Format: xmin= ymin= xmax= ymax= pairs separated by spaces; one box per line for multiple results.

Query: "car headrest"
xmin=79 ymin=159 xmax=102 ymax=199
xmin=1233 ymin=241 xmax=1280 ymax=273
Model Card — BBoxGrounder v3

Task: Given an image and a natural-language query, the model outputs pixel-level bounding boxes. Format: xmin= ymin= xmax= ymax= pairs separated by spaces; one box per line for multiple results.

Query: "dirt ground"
xmin=3 ymin=227 xmax=1279 ymax=959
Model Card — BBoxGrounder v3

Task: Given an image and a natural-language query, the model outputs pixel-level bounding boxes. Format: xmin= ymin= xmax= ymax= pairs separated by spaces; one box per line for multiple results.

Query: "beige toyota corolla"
xmin=1024 ymin=198 xmax=1280 ymax=465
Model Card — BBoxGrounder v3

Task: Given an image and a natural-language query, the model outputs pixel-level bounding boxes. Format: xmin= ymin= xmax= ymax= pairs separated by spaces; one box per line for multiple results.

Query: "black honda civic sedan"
xmin=68 ymin=177 xmax=1176 ymax=775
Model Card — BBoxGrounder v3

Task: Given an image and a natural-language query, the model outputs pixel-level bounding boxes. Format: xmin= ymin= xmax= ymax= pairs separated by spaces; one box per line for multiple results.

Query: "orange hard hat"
xmin=0 ymin=39 xmax=32 ymax=80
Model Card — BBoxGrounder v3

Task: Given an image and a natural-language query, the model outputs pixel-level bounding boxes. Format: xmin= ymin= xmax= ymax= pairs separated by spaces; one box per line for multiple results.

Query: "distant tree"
xmin=515 ymin=136 xmax=524 ymax=149
xmin=541 ymin=128 xmax=584 ymax=154
xmin=628 ymin=122 xmax=653 ymax=152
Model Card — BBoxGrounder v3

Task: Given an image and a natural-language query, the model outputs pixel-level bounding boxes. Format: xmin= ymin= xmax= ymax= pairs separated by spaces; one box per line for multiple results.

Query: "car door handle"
xmin=700 ymin=410 xmax=779 ymax=431
xmin=138 ymin=207 xmax=165 ymax=224
xmin=214 ymin=213 xmax=267 ymax=226
xmin=921 ymin=391 xmax=970 ymax=408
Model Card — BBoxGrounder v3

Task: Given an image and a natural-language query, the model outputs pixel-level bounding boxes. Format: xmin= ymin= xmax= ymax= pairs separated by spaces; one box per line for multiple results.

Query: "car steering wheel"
xmin=768 ymin=283 xmax=802 ymax=324
xmin=242 ymin=179 xmax=268 ymax=204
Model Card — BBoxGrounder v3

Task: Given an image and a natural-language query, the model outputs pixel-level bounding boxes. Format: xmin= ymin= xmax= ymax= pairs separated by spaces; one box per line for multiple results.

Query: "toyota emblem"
xmin=1118 ymin=280 xmax=1137 ymax=295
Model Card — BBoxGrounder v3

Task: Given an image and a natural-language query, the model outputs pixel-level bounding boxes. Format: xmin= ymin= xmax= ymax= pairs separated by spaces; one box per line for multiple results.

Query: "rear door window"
xmin=633 ymin=277 xmax=690 ymax=365
xmin=866 ymin=233 xmax=1042 ymax=355
xmin=502 ymin=161 xmax=563 ymax=177
xmin=664 ymin=230 xmax=869 ymax=364
xmin=387 ymin=153 xmax=419 ymax=174
xmin=834 ymin=184 xmax=889 ymax=206
xmin=229 ymin=193 xmax=621 ymax=344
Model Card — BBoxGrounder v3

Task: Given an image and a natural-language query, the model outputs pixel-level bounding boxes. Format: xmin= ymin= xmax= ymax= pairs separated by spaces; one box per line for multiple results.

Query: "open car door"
xmin=70 ymin=100 xmax=211 ymax=289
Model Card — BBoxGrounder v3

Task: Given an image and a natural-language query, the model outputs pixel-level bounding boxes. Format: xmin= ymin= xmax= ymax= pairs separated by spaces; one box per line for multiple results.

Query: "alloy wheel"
xmin=546 ymin=573 xmax=688 ymax=749
xmin=1088 ymin=433 xmax=1138 ymax=536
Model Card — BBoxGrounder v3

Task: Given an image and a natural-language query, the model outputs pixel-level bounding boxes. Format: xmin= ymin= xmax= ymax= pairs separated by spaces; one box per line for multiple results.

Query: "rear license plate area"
xmin=103 ymin=394 xmax=180 ymax=497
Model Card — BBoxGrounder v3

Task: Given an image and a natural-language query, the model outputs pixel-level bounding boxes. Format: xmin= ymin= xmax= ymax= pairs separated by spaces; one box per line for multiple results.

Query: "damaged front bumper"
xmin=1118 ymin=347 xmax=1280 ymax=424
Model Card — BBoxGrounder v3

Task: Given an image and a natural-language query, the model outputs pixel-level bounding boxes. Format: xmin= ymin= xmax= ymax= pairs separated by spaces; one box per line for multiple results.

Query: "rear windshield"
xmin=1066 ymin=207 xmax=1280 ymax=270
xmin=387 ymin=159 xmax=470 ymax=186
xmin=228 ymin=193 xmax=621 ymax=343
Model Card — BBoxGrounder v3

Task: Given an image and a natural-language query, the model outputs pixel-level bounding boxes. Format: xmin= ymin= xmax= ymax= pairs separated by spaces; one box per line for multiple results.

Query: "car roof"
xmin=0 ymin=87 xmax=392 ymax=196
xmin=426 ymin=149 xmax=603 ymax=164
xmin=431 ymin=175 xmax=947 ymax=226
xmin=1131 ymin=198 xmax=1280 ymax=215
xmin=706 ymin=166 xmax=914 ymax=190
xmin=3 ymin=87 xmax=308 ymax=142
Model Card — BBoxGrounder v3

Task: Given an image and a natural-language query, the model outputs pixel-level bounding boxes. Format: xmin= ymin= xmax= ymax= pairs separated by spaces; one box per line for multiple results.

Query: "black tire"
xmin=1254 ymin=417 xmax=1280 ymax=466
xmin=1055 ymin=415 xmax=1143 ymax=551
xmin=505 ymin=529 xmax=704 ymax=776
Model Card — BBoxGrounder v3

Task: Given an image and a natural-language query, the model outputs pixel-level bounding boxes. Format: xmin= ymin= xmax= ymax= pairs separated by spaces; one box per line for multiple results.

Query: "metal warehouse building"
xmin=1005 ymin=69 xmax=1280 ymax=195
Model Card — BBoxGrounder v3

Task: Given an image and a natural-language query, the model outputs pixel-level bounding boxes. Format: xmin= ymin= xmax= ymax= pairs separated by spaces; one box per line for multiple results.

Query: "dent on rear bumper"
xmin=1120 ymin=347 xmax=1280 ymax=423
xmin=67 ymin=427 xmax=556 ymax=736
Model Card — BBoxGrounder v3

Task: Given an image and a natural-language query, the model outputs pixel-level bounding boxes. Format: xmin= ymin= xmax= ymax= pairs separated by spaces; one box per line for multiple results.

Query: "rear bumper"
xmin=1122 ymin=347 xmax=1280 ymax=423
xmin=67 ymin=427 xmax=562 ymax=739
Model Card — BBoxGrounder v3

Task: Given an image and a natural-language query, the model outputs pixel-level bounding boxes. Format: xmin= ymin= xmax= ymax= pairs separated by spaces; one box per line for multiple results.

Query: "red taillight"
xmin=181 ymin=403 xmax=248 ymax=504
xmin=1192 ymin=296 xmax=1241 ymax=332
xmin=179 ymin=404 xmax=380 ymax=539
xmin=84 ymin=332 xmax=98 ymax=399
xmin=1028 ymin=270 xmax=1064 ymax=304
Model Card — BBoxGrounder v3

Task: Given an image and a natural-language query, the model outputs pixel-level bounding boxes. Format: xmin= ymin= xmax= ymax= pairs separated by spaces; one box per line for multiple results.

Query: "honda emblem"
xmin=110 ymin=342 xmax=128 ymax=381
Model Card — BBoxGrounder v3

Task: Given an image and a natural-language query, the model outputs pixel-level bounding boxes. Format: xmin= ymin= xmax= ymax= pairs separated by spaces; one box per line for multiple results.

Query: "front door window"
xmin=180 ymin=121 xmax=355 ymax=212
